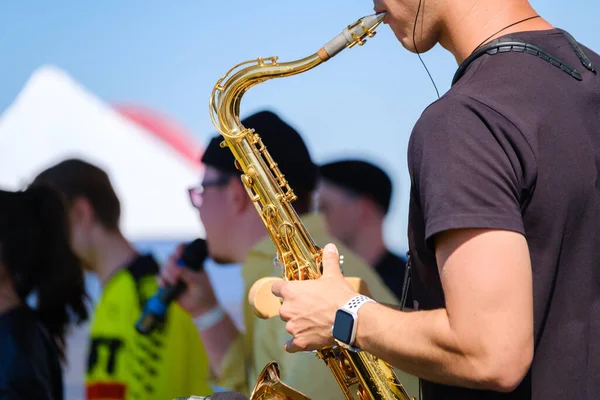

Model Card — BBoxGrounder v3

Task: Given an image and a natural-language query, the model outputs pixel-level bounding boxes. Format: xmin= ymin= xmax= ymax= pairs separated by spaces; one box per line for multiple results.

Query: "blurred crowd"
xmin=0 ymin=110 xmax=415 ymax=399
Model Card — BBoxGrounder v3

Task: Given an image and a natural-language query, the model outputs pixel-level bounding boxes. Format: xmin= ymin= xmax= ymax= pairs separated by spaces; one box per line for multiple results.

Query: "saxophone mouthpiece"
xmin=318 ymin=12 xmax=386 ymax=61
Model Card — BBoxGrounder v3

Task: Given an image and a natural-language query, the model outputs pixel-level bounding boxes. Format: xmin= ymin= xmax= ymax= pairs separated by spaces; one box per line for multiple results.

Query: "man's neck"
xmin=347 ymin=222 xmax=387 ymax=268
xmin=439 ymin=1 xmax=554 ymax=64
xmin=223 ymin=209 xmax=278 ymax=264
xmin=92 ymin=231 xmax=137 ymax=285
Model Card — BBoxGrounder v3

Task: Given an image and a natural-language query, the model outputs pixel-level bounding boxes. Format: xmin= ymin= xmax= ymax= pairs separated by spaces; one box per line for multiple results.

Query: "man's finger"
xmin=284 ymin=339 xmax=301 ymax=354
xmin=321 ymin=243 xmax=344 ymax=278
xmin=165 ymin=243 xmax=185 ymax=267
xmin=163 ymin=261 xmax=183 ymax=285
xmin=271 ymin=280 xmax=285 ymax=298
xmin=179 ymin=267 xmax=206 ymax=286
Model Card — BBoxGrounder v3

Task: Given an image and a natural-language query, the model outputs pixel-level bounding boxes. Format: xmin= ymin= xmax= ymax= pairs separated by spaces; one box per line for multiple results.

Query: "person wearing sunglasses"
xmin=187 ymin=177 xmax=246 ymax=335
xmin=159 ymin=110 xmax=412 ymax=399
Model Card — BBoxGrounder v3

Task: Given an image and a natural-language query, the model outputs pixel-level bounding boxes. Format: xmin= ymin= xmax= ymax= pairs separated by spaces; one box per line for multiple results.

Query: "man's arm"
xmin=275 ymin=231 xmax=534 ymax=393
xmin=194 ymin=313 xmax=240 ymax=377
xmin=159 ymin=245 xmax=239 ymax=378
xmin=354 ymin=228 xmax=533 ymax=392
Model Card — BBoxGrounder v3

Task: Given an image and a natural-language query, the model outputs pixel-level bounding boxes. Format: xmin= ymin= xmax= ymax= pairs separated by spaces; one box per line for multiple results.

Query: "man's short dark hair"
xmin=33 ymin=158 xmax=121 ymax=231
xmin=319 ymin=159 xmax=393 ymax=215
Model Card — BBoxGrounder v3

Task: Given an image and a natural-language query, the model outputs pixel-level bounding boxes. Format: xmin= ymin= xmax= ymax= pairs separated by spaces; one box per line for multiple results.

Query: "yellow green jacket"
xmin=86 ymin=254 xmax=211 ymax=400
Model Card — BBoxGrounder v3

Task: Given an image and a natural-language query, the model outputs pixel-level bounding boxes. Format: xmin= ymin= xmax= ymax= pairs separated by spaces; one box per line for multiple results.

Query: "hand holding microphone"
xmin=136 ymin=238 xmax=209 ymax=334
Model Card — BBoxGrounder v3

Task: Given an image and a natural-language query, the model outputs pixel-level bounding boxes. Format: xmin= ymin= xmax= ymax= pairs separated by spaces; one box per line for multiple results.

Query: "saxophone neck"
xmin=210 ymin=54 xmax=324 ymax=138
xmin=209 ymin=12 xmax=386 ymax=137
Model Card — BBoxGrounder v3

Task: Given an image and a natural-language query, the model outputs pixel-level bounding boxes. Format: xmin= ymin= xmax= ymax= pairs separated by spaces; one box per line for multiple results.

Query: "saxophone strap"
xmin=452 ymin=30 xmax=596 ymax=86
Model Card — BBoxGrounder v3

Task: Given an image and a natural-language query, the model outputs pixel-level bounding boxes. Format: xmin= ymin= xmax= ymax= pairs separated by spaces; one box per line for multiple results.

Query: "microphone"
xmin=135 ymin=238 xmax=208 ymax=335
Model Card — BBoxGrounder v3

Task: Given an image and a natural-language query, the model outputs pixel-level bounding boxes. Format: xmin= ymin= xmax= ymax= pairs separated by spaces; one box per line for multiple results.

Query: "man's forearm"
xmin=355 ymin=303 xmax=498 ymax=391
xmin=196 ymin=313 xmax=239 ymax=377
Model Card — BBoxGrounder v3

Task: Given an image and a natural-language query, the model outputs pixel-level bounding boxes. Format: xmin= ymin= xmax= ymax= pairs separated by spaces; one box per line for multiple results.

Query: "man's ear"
xmin=70 ymin=197 xmax=95 ymax=229
xmin=229 ymin=178 xmax=253 ymax=214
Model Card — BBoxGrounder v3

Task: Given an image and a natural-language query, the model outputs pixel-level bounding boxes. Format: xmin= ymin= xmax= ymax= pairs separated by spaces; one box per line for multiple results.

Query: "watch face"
xmin=332 ymin=310 xmax=355 ymax=344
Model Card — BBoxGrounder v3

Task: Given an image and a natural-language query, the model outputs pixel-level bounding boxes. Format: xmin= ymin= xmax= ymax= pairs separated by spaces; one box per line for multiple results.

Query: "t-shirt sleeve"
xmin=408 ymin=94 xmax=534 ymax=246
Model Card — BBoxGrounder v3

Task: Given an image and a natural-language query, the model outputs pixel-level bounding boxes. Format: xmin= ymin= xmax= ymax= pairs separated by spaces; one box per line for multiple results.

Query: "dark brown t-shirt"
xmin=374 ymin=250 xmax=413 ymax=307
xmin=407 ymin=29 xmax=600 ymax=399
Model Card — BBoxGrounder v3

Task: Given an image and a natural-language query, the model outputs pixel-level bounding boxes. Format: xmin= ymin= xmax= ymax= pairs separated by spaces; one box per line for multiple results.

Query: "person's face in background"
xmin=316 ymin=180 xmax=361 ymax=248
xmin=67 ymin=197 xmax=97 ymax=271
xmin=189 ymin=166 xmax=238 ymax=263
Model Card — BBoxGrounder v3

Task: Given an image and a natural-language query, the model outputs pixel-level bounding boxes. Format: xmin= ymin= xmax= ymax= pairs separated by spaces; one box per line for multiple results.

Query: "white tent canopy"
xmin=0 ymin=65 xmax=205 ymax=241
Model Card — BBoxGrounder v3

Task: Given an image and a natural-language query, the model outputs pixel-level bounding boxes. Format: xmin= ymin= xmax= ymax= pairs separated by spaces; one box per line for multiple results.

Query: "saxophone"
xmin=209 ymin=12 xmax=414 ymax=400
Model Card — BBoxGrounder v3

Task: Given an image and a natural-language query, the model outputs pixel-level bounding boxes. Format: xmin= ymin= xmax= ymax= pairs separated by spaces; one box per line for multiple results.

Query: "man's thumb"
xmin=321 ymin=243 xmax=343 ymax=278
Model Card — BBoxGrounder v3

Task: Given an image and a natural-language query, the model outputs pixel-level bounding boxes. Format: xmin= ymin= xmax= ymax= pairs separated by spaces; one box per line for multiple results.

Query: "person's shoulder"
xmin=0 ymin=309 xmax=60 ymax=396
xmin=93 ymin=267 xmax=143 ymax=332
xmin=409 ymin=93 xmax=487 ymax=158
xmin=0 ymin=308 xmax=54 ymax=354
xmin=100 ymin=268 xmax=139 ymax=301
xmin=113 ymin=253 xmax=162 ymax=300
xmin=413 ymin=92 xmax=481 ymax=132
xmin=125 ymin=253 xmax=160 ymax=281
xmin=102 ymin=253 xmax=158 ymax=292
xmin=578 ymin=42 xmax=600 ymax=65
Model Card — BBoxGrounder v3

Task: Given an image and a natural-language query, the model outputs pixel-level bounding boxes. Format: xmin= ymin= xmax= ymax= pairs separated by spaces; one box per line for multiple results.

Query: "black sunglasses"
xmin=187 ymin=175 xmax=233 ymax=209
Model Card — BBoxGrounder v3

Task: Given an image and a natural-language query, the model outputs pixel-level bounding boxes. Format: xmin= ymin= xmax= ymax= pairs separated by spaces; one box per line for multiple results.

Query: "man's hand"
xmin=272 ymin=243 xmax=358 ymax=353
xmin=159 ymin=244 xmax=218 ymax=318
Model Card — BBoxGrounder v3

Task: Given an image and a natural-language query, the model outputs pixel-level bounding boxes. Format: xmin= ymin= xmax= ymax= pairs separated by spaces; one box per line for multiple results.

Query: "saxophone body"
xmin=209 ymin=13 xmax=413 ymax=400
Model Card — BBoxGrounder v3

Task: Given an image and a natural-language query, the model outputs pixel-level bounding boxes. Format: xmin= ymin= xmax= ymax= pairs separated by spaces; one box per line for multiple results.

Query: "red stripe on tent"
xmin=113 ymin=104 xmax=203 ymax=168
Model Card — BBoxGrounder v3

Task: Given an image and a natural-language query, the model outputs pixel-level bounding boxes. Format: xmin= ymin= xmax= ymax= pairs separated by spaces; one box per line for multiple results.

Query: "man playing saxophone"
xmin=159 ymin=110 xmax=415 ymax=399
xmin=272 ymin=0 xmax=600 ymax=399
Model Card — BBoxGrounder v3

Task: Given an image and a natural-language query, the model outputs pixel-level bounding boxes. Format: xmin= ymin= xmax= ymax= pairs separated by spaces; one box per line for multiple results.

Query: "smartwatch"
xmin=331 ymin=295 xmax=375 ymax=352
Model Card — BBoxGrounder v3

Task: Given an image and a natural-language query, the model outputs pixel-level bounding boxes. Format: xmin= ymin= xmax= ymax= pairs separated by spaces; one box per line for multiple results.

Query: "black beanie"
xmin=201 ymin=110 xmax=318 ymax=193
xmin=319 ymin=159 xmax=393 ymax=214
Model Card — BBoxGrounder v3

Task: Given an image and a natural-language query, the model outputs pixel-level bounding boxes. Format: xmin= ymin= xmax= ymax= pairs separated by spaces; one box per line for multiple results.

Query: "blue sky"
xmin=0 ymin=1 xmax=598 ymax=252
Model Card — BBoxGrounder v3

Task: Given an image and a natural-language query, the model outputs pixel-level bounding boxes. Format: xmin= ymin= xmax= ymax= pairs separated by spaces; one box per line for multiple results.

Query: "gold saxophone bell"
xmin=210 ymin=11 xmax=415 ymax=400
xmin=249 ymin=362 xmax=311 ymax=400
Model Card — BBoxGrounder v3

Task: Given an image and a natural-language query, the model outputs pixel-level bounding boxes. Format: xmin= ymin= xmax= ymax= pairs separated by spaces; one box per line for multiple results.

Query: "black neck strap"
xmin=452 ymin=32 xmax=596 ymax=86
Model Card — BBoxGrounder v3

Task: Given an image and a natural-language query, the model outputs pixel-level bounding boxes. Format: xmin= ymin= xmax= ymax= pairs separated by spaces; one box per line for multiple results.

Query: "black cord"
xmin=412 ymin=0 xmax=440 ymax=99
xmin=473 ymin=15 xmax=541 ymax=50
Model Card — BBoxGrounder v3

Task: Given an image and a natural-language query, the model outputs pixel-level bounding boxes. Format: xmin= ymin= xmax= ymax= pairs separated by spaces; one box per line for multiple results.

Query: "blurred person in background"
xmin=33 ymin=159 xmax=211 ymax=400
xmin=0 ymin=184 xmax=88 ymax=400
xmin=317 ymin=159 xmax=412 ymax=307
xmin=159 ymin=110 xmax=418 ymax=399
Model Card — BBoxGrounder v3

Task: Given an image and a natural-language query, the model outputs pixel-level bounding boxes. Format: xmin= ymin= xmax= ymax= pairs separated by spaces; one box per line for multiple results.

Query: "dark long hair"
xmin=0 ymin=184 xmax=88 ymax=361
